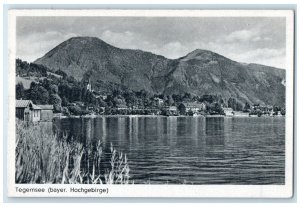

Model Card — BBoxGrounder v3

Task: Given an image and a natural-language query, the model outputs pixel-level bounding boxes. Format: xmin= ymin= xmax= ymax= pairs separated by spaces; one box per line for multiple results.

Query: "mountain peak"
xmin=35 ymin=36 xmax=114 ymax=66
xmin=67 ymin=36 xmax=103 ymax=42
xmin=189 ymin=49 xmax=218 ymax=55
xmin=180 ymin=49 xmax=235 ymax=62
xmin=64 ymin=36 xmax=111 ymax=47
xmin=189 ymin=49 xmax=210 ymax=54
xmin=181 ymin=49 xmax=226 ymax=62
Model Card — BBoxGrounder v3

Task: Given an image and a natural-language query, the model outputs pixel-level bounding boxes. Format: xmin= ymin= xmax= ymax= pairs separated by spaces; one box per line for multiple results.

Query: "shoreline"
xmin=55 ymin=114 xmax=285 ymax=119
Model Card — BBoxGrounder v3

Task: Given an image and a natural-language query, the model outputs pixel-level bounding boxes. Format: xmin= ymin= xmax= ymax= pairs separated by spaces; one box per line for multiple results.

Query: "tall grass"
xmin=15 ymin=120 xmax=131 ymax=184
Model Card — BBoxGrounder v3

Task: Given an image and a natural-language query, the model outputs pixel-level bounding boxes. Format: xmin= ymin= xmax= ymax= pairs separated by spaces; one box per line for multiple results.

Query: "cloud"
xmin=100 ymin=30 xmax=160 ymax=52
xmin=101 ymin=30 xmax=135 ymax=48
xmin=225 ymin=30 xmax=264 ymax=43
xmin=263 ymin=37 xmax=272 ymax=41
xmin=152 ymin=41 xmax=189 ymax=59
xmin=225 ymin=30 xmax=255 ymax=42
xmin=252 ymin=36 xmax=261 ymax=42
xmin=100 ymin=30 xmax=189 ymax=59
xmin=227 ymin=48 xmax=286 ymax=69
xmin=17 ymin=31 xmax=77 ymax=62
xmin=224 ymin=29 xmax=274 ymax=44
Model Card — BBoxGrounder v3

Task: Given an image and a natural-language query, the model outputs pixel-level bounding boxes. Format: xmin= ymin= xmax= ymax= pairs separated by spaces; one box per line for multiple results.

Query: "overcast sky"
xmin=16 ymin=16 xmax=286 ymax=69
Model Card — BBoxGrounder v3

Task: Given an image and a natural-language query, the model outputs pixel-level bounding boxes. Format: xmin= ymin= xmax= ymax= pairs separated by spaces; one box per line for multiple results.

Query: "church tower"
xmin=86 ymin=79 xmax=92 ymax=92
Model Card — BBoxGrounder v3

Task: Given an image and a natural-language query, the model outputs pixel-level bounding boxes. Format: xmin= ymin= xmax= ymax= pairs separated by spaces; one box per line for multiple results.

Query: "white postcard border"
xmin=7 ymin=9 xmax=295 ymax=198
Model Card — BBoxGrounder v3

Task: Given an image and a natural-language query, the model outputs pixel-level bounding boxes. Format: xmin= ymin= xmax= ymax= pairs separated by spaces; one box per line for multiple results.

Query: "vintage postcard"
xmin=7 ymin=9 xmax=294 ymax=197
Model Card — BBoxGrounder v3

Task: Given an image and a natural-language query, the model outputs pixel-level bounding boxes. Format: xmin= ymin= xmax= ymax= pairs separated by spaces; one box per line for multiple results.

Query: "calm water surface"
xmin=54 ymin=116 xmax=285 ymax=184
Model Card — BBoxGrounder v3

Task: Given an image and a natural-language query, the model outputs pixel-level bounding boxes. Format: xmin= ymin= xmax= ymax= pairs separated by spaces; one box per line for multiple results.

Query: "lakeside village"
xmin=15 ymin=75 xmax=286 ymax=123
xmin=15 ymin=59 xmax=285 ymax=123
xmin=15 ymin=97 xmax=285 ymax=123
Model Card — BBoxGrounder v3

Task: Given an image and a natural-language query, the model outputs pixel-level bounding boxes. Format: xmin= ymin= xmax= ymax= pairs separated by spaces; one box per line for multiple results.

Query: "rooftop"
xmin=32 ymin=105 xmax=42 ymax=110
xmin=16 ymin=100 xmax=33 ymax=108
xmin=16 ymin=100 xmax=41 ymax=110
xmin=37 ymin=105 xmax=54 ymax=110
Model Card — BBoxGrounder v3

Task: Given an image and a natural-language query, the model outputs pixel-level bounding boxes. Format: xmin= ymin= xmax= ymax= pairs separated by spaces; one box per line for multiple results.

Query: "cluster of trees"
xmin=17 ymin=80 xmax=63 ymax=112
xmin=16 ymin=75 xmax=229 ymax=115
xmin=249 ymin=105 xmax=286 ymax=117
xmin=15 ymin=78 xmax=243 ymax=116
xmin=273 ymin=106 xmax=285 ymax=115
xmin=16 ymin=77 xmax=98 ymax=113
xmin=227 ymin=97 xmax=243 ymax=111
xmin=16 ymin=59 xmax=48 ymax=77
xmin=105 ymin=91 xmax=225 ymax=111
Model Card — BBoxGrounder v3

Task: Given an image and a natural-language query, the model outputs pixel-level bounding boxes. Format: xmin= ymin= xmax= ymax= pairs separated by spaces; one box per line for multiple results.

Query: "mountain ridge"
xmin=34 ymin=36 xmax=285 ymax=106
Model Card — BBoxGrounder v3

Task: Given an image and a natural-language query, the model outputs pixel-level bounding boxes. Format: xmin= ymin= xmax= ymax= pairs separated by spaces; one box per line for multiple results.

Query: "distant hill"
xmin=34 ymin=36 xmax=285 ymax=106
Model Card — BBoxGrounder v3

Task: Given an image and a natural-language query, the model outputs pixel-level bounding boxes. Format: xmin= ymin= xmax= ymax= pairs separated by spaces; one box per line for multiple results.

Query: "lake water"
xmin=53 ymin=116 xmax=285 ymax=184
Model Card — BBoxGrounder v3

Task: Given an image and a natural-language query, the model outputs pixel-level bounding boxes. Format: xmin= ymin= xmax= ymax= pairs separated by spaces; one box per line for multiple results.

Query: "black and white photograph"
xmin=7 ymin=9 xmax=294 ymax=197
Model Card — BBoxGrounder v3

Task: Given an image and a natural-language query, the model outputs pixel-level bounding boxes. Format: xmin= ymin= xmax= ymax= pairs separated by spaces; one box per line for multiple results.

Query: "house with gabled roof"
xmin=16 ymin=100 xmax=41 ymax=122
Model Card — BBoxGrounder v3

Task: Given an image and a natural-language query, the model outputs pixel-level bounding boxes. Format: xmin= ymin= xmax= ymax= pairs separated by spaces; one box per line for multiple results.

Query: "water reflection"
xmin=53 ymin=116 xmax=285 ymax=184
xmin=205 ymin=117 xmax=225 ymax=147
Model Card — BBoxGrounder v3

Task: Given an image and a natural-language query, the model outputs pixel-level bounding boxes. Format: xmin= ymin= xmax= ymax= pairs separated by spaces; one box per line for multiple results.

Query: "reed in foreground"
xmin=15 ymin=120 xmax=131 ymax=184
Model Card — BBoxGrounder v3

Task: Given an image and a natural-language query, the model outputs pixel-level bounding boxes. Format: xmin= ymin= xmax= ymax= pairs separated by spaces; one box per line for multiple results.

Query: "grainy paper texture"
xmin=8 ymin=9 xmax=294 ymax=197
